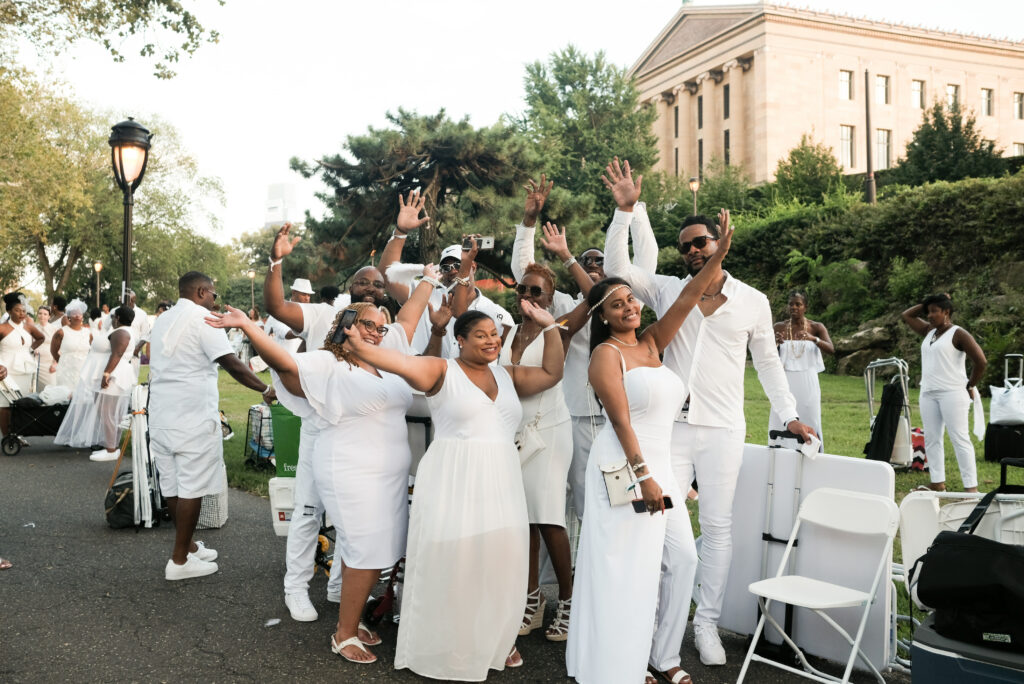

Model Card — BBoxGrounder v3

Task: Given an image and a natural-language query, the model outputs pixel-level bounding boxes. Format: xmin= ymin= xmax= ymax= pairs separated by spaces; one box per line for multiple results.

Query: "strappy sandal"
xmin=656 ymin=667 xmax=692 ymax=684
xmin=505 ymin=646 xmax=523 ymax=668
xmin=645 ymin=671 xmax=659 ymax=684
xmin=544 ymin=597 xmax=571 ymax=641
xmin=519 ymin=587 xmax=546 ymax=636
xmin=330 ymin=634 xmax=377 ymax=664
xmin=357 ymin=621 xmax=382 ymax=646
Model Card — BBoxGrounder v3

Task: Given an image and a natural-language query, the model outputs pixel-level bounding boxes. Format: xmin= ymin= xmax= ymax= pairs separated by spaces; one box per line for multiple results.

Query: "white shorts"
xmin=151 ymin=419 xmax=226 ymax=499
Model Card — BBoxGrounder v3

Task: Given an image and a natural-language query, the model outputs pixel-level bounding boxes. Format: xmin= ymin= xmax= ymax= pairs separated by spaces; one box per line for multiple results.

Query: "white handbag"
xmin=600 ymin=461 xmax=636 ymax=506
xmin=514 ymin=411 xmax=545 ymax=466
xmin=991 ymin=354 xmax=1024 ymax=426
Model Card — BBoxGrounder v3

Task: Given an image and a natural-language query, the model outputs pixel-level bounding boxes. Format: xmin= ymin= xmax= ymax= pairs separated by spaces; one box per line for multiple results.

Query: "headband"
xmin=587 ymin=284 xmax=629 ymax=317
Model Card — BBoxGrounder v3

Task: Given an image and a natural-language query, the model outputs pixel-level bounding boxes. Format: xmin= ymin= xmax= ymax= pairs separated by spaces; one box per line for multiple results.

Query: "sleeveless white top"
xmin=0 ymin=321 xmax=35 ymax=374
xmin=920 ymin=325 xmax=966 ymax=393
xmin=778 ymin=339 xmax=825 ymax=373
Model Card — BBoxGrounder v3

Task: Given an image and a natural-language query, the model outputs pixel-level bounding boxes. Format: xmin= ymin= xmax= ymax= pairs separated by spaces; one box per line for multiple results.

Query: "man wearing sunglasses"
xmin=601 ymin=158 xmax=816 ymax=674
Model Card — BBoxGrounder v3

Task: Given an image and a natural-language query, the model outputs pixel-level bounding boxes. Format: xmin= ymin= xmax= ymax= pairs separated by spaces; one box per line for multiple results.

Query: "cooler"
xmin=270 ymin=403 xmax=301 ymax=477
xmin=268 ymin=476 xmax=295 ymax=537
xmin=912 ymin=614 xmax=1024 ymax=683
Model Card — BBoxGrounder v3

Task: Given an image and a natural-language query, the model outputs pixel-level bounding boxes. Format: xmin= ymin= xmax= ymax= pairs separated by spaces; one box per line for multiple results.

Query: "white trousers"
xmin=920 ymin=389 xmax=978 ymax=489
xmin=671 ymin=422 xmax=745 ymax=628
xmin=569 ymin=414 xmax=604 ymax=520
xmin=283 ymin=423 xmax=341 ymax=597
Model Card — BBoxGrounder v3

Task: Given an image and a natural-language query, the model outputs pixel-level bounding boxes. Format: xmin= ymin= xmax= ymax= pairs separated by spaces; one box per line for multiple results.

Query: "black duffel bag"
xmin=911 ymin=458 xmax=1024 ymax=651
xmin=104 ymin=471 xmax=135 ymax=529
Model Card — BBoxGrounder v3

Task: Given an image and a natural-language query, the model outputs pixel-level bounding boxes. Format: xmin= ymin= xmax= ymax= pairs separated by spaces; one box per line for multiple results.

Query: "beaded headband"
xmin=587 ymin=284 xmax=630 ymax=317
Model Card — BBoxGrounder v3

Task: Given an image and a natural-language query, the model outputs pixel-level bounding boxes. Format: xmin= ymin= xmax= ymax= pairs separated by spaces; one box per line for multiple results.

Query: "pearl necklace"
xmin=785 ymin=318 xmax=811 ymax=359
xmin=609 ymin=335 xmax=639 ymax=347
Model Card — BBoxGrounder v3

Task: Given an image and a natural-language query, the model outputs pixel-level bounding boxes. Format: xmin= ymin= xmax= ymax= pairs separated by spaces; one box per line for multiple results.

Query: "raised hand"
xmin=600 ymin=157 xmax=642 ymax=211
xmin=715 ymin=208 xmax=734 ymax=256
xmin=205 ymin=304 xmax=250 ymax=329
xmin=461 ymin=234 xmax=480 ymax=264
xmin=520 ymin=299 xmax=556 ymax=328
xmin=271 ymin=223 xmax=301 ymax=260
xmin=397 ymin=190 xmax=430 ymax=233
xmin=428 ymin=293 xmax=454 ymax=328
xmin=422 ymin=262 xmax=440 ymax=280
xmin=539 ymin=222 xmax=572 ymax=262
xmin=343 ymin=318 xmax=371 ymax=353
xmin=523 ymin=175 xmax=553 ymax=227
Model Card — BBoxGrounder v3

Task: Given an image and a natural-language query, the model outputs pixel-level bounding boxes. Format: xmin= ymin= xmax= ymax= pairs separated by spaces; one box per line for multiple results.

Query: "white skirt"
xmin=521 ymin=418 xmax=573 ymax=525
xmin=55 ymin=388 xmax=130 ymax=449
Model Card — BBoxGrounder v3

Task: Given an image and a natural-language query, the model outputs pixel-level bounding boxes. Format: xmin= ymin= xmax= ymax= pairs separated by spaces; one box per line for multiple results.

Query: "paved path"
xmin=1 ymin=438 xmax=910 ymax=683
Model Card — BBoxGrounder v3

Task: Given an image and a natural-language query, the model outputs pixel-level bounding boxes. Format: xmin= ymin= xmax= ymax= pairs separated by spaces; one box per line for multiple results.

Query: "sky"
xmin=22 ymin=0 xmax=1024 ymax=245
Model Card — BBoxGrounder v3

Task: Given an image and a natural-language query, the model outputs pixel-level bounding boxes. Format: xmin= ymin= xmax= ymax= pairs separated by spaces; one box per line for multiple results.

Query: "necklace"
xmin=930 ymin=324 xmax=951 ymax=345
xmin=785 ymin=318 xmax=811 ymax=358
xmin=700 ymin=287 xmax=724 ymax=302
xmin=609 ymin=334 xmax=639 ymax=347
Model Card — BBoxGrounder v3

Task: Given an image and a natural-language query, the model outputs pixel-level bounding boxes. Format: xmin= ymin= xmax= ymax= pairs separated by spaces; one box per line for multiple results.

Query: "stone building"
xmin=629 ymin=3 xmax=1024 ymax=182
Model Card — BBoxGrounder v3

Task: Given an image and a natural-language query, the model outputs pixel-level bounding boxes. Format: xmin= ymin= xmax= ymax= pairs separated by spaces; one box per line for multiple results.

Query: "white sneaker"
xmin=326 ymin=587 xmax=341 ymax=603
xmin=192 ymin=541 xmax=217 ymax=562
xmin=285 ymin=592 xmax=319 ymax=622
xmin=165 ymin=555 xmax=218 ymax=581
xmin=89 ymin=449 xmax=118 ymax=462
xmin=694 ymin=623 xmax=727 ymax=666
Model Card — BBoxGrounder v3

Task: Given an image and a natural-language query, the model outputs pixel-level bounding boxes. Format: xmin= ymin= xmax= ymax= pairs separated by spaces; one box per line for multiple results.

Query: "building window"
xmin=911 ymin=80 xmax=925 ymax=109
xmin=876 ymin=129 xmax=892 ymax=170
xmin=698 ymin=139 xmax=704 ymax=175
xmin=946 ymin=84 xmax=960 ymax=110
xmin=673 ymin=105 xmax=679 ymax=138
xmin=674 ymin=147 xmax=679 ymax=175
xmin=723 ymin=84 xmax=730 ymax=120
xmin=840 ymin=125 xmax=855 ymax=169
xmin=981 ymin=88 xmax=994 ymax=116
xmin=697 ymin=95 xmax=703 ymax=130
xmin=724 ymin=130 xmax=730 ymax=166
xmin=839 ymin=70 xmax=853 ymax=100
xmin=1015 ymin=93 xmax=1024 ymax=120
xmin=876 ymin=75 xmax=890 ymax=105
xmin=1013 ymin=143 xmax=1024 ymax=157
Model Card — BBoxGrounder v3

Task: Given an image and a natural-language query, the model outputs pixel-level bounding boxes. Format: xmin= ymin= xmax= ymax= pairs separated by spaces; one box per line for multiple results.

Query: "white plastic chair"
xmin=736 ymin=487 xmax=900 ymax=684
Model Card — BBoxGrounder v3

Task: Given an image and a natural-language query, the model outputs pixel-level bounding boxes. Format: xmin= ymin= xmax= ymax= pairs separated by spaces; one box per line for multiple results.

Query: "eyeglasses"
xmin=516 ymin=284 xmax=549 ymax=298
xmin=580 ymin=255 xmax=604 ymax=268
xmin=439 ymin=262 xmax=460 ymax=273
xmin=359 ymin=319 xmax=389 ymax=336
xmin=353 ymin=279 xmax=385 ymax=290
xmin=679 ymin=235 xmax=717 ymax=253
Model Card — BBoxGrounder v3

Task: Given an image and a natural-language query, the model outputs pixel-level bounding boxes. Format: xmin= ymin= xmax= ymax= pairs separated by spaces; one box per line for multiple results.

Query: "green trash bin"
xmin=270 ymin=403 xmax=302 ymax=477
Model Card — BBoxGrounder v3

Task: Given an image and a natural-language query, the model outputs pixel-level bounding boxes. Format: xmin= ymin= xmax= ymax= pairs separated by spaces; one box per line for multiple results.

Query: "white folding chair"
xmin=737 ymin=487 xmax=900 ymax=684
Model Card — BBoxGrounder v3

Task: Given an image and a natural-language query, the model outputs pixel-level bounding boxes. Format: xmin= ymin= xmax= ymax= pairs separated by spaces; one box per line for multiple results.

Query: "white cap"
xmin=290 ymin=278 xmax=314 ymax=294
xmin=439 ymin=244 xmax=463 ymax=263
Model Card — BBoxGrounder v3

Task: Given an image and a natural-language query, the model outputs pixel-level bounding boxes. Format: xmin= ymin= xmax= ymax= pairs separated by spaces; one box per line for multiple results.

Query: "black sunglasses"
xmin=679 ymin=235 xmax=717 ymax=253
xmin=516 ymin=284 xmax=548 ymax=298
xmin=580 ymin=255 xmax=604 ymax=268
xmin=439 ymin=263 xmax=460 ymax=273
xmin=358 ymin=319 xmax=389 ymax=336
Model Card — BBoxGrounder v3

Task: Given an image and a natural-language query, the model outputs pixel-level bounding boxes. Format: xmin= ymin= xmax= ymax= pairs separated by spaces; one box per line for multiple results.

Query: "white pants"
xmin=283 ymin=423 xmax=341 ymax=597
xmin=569 ymin=414 xmax=604 ymax=520
xmin=920 ymin=389 xmax=978 ymax=489
xmin=671 ymin=422 xmax=745 ymax=628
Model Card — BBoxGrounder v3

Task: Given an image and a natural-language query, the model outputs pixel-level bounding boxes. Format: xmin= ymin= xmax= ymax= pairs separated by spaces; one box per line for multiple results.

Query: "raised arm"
xmin=589 ymin=344 xmax=665 ymax=515
xmin=643 ymin=209 xmax=733 ymax=353
xmin=450 ymin=237 xmax=477 ymax=318
xmin=263 ymin=223 xmax=305 ymax=332
xmin=207 ymin=305 xmax=298 ymax=397
xmin=396 ymin=263 xmax=441 ymax=343
xmin=900 ymin=303 xmax=931 ymax=337
xmin=507 ymin=300 xmax=564 ymax=396
xmin=345 ymin=322 xmax=447 ymax=393
xmin=422 ymin=294 xmax=453 ymax=357
xmin=629 ymin=202 xmax=658 ymax=273
xmin=601 ymin=158 xmax=660 ymax=307
xmin=540 ymin=222 xmax=593 ymax=297
xmin=380 ymin=190 xmax=430 ymax=304
xmin=511 ymin=175 xmax=553 ymax=281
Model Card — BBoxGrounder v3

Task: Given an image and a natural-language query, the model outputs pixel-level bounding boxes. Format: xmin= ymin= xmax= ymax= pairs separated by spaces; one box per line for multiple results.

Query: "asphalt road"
xmin=0 ymin=438 xmax=911 ymax=683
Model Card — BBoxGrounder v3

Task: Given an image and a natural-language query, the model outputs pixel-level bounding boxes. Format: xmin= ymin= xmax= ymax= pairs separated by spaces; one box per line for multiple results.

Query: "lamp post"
xmin=93 ymin=261 xmax=103 ymax=308
xmin=688 ymin=177 xmax=701 ymax=216
xmin=247 ymin=270 xmax=256 ymax=312
xmin=108 ymin=118 xmax=152 ymax=306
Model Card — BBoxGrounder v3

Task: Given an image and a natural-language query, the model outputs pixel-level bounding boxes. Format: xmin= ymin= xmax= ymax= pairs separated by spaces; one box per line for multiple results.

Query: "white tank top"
xmin=920 ymin=325 xmax=966 ymax=393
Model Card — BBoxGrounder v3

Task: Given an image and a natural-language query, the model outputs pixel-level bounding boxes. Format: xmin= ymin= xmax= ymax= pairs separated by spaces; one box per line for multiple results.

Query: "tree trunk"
xmin=33 ymin=239 xmax=79 ymax=303
xmin=420 ymin=165 xmax=441 ymax=263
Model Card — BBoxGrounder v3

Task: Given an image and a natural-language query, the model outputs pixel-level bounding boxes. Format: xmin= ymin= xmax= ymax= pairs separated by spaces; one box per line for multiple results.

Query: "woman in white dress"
xmin=0 ymin=293 xmax=45 ymax=439
xmin=566 ymin=214 xmax=732 ymax=684
xmin=346 ymin=303 xmax=563 ymax=681
xmin=770 ymin=291 xmax=833 ymax=450
xmin=206 ymin=301 xmax=413 ymax=666
xmin=33 ymin=306 xmax=59 ymax=389
xmin=51 ymin=300 xmax=92 ymax=391
xmin=55 ymin=306 xmax=137 ymax=461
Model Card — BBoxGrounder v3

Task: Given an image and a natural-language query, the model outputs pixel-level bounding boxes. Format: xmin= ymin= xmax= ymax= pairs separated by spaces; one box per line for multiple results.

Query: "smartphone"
xmin=631 ymin=496 xmax=675 ymax=513
xmin=462 ymin=236 xmax=495 ymax=250
xmin=330 ymin=309 xmax=358 ymax=346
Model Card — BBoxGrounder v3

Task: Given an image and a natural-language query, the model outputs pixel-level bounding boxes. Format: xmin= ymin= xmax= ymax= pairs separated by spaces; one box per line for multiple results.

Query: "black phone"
xmin=330 ymin=309 xmax=358 ymax=346
xmin=631 ymin=496 xmax=674 ymax=513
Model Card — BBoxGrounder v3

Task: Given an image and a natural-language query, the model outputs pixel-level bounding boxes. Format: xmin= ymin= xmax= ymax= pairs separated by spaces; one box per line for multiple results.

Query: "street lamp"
xmin=93 ymin=261 xmax=103 ymax=308
xmin=108 ymin=118 xmax=153 ymax=306
xmin=688 ymin=177 xmax=701 ymax=216
xmin=247 ymin=270 xmax=256 ymax=312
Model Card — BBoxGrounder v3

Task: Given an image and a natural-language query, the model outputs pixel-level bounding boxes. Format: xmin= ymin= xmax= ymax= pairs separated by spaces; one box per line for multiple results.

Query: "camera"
xmin=463 ymin=236 xmax=494 ymax=251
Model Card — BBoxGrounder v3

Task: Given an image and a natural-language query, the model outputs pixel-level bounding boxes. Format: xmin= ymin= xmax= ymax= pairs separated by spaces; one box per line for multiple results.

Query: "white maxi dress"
xmin=55 ymin=327 xmax=137 ymax=449
xmin=395 ymin=358 xmax=528 ymax=682
xmin=769 ymin=339 xmax=825 ymax=449
xmin=498 ymin=323 xmax=572 ymax=525
xmin=566 ymin=359 xmax=686 ymax=684
xmin=55 ymin=326 xmax=92 ymax=391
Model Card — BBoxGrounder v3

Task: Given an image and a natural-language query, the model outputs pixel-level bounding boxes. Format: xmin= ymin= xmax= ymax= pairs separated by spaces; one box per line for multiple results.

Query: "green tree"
xmin=891 ymin=102 xmax=1006 ymax=185
xmin=1 ymin=1 xmax=222 ymax=78
xmin=696 ymin=156 xmax=752 ymax=214
xmin=773 ymin=134 xmax=843 ymax=205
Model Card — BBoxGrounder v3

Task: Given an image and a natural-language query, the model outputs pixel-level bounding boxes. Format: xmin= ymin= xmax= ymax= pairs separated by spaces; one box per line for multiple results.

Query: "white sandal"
xmin=330 ymin=634 xmax=377 ymax=664
xmin=519 ymin=588 xmax=546 ymax=635
xmin=656 ymin=668 xmax=692 ymax=684
xmin=545 ymin=597 xmax=571 ymax=641
xmin=357 ymin=621 xmax=381 ymax=646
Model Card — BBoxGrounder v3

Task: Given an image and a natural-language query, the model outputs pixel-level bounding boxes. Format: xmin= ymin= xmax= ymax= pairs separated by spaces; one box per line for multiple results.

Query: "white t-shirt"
xmin=264 ymin=315 xmax=303 ymax=354
xmin=131 ymin=305 xmax=151 ymax=343
xmin=148 ymin=298 xmax=235 ymax=429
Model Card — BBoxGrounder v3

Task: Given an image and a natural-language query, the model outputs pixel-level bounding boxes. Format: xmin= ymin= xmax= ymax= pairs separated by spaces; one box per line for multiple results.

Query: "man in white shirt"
xmin=149 ymin=272 xmax=273 ymax=581
xmin=602 ymin=159 xmax=815 ymax=673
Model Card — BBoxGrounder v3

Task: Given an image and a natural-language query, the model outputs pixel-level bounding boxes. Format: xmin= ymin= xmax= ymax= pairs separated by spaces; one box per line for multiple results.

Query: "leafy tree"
xmin=1 ymin=0 xmax=222 ymax=78
xmin=773 ymin=134 xmax=843 ymax=205
xmin=292 ymin=109 xmax=535 ymax=274
xmin=696 ymin=156 xmax=752 ymax=215
xmin=891 ymin=102 xmax=1006 ymax=185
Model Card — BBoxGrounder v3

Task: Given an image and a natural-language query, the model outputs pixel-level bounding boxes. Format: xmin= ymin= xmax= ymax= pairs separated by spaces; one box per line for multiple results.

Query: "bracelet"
xmin=562 ymin=256 xmax=577 ymax=270
xmin=628 ymin=473 xmax=653 ymax=491
xmin=268 ymin=256 xmax=283 ymax=271
xmin=541 ymin=323 xmax=560 ymax=334
xmin=262 ymin=385 xmax=273 ymax=396
xmin=453 ymin=276 xmax=471 ymax=288
xmin=420 ymin=276 xmax=441 ymax=289
xmin=391 ymin=230 xmax=408 ymax=240
xmin=630 ymin=461 xmax=648 ymax=473
xmin=431 ymin=324 xmax=448 ymax=337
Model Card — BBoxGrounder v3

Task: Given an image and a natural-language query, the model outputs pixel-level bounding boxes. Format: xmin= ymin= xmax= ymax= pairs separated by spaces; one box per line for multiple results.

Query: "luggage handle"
xmin=1006 ymin=354 xmax=1023 ymax=388
xmin=769 ymin=429 xmax=805 ymax=444
xmin=956 ymin=457 xmax=1024 ymax=535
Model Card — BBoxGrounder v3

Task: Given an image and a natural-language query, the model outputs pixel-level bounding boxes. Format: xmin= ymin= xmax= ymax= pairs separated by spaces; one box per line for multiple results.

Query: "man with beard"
xmin=510 ymin=175 xmax=658 ymax=522
xmin=602 ymin=158 xmax=814 ymax=678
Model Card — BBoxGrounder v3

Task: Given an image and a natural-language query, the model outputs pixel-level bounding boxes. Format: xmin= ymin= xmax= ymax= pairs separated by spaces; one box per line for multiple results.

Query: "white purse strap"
xmin=586 ymin=343 xmax=629 ymax=444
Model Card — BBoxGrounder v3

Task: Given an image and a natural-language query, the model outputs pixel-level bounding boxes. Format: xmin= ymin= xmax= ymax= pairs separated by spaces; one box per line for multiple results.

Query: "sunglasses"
xmin=580 ymin=255 xmax=604 ymax=268
xmin=679 ymin=235 xmax=717 ymax=253
xmin=439 ymin=263 xmax=460 ymax=273
xmin=353 ymin=279 xmax=386 ymax=290
xmin=516 ymin=284 xmax=549 ymax=298
xmin=358 ymin=319 xmax=389 ymax=336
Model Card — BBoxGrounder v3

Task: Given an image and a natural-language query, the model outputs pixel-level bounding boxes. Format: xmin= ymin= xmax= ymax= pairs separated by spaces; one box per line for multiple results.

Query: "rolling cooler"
xmin=985 ymin=354 xmax=1024 ymax=463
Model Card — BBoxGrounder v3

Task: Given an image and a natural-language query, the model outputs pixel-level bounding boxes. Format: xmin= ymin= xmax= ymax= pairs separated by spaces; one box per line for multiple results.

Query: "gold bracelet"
xmin=454 ymin=276 xmax=471 ymax=287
